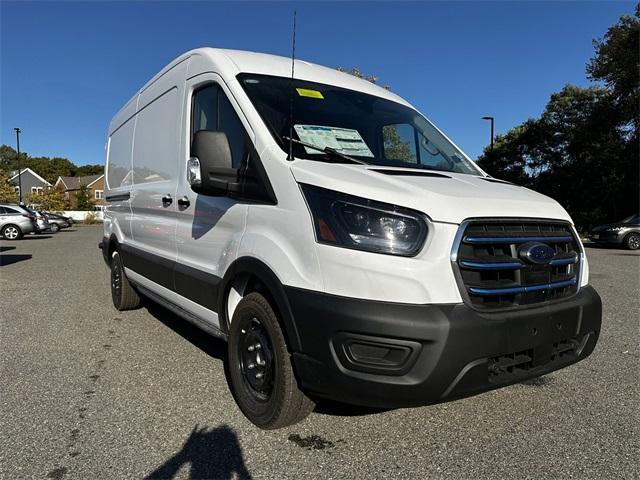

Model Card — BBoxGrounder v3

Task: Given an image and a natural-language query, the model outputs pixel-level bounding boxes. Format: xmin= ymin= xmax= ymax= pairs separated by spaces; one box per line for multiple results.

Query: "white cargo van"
xmin=101 ymin=48 xmax=601 ymax=429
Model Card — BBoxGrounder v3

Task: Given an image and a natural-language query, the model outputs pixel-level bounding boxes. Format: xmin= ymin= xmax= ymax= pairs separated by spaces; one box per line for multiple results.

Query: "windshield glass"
xmin=620 ymin=214 xmax=640 ymax=224
xmin=238 ymin=74 xmax=480 ymax=175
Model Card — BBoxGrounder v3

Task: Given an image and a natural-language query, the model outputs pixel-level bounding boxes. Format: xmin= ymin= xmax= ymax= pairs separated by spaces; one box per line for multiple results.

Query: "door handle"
xmin=178 ymin=196 xmax=191 ymax=209
xmin=162 ymin=194 xmax=172 ymax=206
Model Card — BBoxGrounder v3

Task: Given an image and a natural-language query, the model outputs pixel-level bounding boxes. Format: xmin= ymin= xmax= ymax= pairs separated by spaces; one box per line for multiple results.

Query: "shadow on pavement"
xmin=314 ymin=400 xmax=391 ymax=417
xmin=145 ymin=424 xmax=252 ymax=480
xmin=144 ymin=299 xmax=391 ymax=420
xmin=0 ymin=246 xmax=16 ymax=252
xmin=0 ymin=253 xmax=32 ymax=266
xmin=24 ymin=235 xmax=52 ymax=240
xmin=144 ymin=300 xmax=226 ymax=361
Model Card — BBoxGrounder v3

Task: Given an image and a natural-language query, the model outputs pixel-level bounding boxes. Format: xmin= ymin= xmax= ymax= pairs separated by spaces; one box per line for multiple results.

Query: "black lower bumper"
xmin=286 ymin=286 xmax=601 ymax=408
xmin=590 ymin=232 xmax=623 ymax=244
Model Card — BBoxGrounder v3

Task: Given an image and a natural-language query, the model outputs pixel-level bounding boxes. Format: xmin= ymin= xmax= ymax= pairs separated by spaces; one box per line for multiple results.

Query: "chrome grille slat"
xmin=453 ymin=219 xmax=581 ymax=310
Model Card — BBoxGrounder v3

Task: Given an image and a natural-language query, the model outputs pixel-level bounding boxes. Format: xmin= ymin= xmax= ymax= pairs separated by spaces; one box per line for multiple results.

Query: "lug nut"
xmin=255 ymin=373 xmax=264 ymax=379
xmin=248 ymin=345 xmax=255 ymax=352
xmin=247 ymin=363 xmax=255 ymax=370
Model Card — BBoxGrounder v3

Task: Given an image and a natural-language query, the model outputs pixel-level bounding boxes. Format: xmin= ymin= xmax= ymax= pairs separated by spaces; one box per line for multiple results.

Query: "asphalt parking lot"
xmin=1 ymin=225 xmax=638 ymax=480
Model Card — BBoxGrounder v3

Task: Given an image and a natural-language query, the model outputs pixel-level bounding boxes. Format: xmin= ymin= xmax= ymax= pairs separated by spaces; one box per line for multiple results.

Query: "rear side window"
xmin=107 ymin=118 xmax=135 ymax=189
xmin=0 ymin=207 xmax=6 ymax=214
xmin=192 ymin=85 xmax=249 ymax=169
xmin=4 ymin=207 xmax=20 ymax=214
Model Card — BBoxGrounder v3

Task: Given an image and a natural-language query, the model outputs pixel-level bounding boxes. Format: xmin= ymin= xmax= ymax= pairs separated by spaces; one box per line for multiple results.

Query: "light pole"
xmin=14 ymin=127 xmax=23 ymax=204
xmin=482 ymin=116 xmax=494 ymax=152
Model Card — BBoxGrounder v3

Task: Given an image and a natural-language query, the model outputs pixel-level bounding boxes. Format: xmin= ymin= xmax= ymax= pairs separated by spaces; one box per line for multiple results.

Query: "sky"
xmin=0 ymin=1 xmax=634 ymax=165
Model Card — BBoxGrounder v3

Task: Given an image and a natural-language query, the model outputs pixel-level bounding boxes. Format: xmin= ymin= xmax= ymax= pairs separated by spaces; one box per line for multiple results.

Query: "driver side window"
xmin=191 ymin=84 xmax=249 ymax=169
xmin=382 ymin=123 xmax=417 ymax=163
xmin=418 ymin=132 xmax=450 ymax=170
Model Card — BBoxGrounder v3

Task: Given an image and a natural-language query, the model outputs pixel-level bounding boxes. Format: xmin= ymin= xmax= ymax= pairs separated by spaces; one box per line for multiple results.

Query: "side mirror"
xmin=188 ymin=130 xmax=238 ymax=195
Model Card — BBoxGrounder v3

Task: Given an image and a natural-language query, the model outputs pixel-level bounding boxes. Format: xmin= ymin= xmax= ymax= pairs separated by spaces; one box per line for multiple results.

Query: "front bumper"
xmin=590 ymin=231 xmax=624 ymax=244
xmin=286 ymin=286 xmax=601 ymax=408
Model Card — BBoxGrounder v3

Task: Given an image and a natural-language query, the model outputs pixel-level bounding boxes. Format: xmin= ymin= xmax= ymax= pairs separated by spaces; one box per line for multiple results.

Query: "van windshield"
xmin=238 ymin=73 xmax=481 ymax=175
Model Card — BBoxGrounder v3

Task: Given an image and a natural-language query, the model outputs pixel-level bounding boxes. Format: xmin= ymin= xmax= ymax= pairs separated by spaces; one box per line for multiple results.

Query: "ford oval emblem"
xmin=519 ymin=242 xmax=555 ymax=264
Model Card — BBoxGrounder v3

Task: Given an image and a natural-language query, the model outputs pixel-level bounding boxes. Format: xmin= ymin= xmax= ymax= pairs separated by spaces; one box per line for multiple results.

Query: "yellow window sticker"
xmin=296 ymin=88 xmax=324 ymax=99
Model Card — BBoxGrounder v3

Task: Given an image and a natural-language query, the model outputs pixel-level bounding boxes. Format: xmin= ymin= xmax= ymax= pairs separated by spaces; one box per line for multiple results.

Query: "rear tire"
xmin=50 ymin=223 xmax=60 ymax=233
xmin=228 ymin=292 xmax=315 ymax=429
xmin=624 ymin=232 xmax=640 ymax=250
xmin=110 ymin=250 xmax=141 ymax=310
xmin=1 ymin=224 xmax=23 ymax=240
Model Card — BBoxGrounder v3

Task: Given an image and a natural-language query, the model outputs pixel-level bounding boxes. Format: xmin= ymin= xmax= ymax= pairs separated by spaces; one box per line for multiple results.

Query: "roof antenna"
xmin=287 ymin=10 xmax=297 ymax=161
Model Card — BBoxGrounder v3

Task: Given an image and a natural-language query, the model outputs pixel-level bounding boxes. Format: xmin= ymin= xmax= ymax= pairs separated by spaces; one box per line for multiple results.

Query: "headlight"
xmin=300 ymin=184 xmax=428 ymax=256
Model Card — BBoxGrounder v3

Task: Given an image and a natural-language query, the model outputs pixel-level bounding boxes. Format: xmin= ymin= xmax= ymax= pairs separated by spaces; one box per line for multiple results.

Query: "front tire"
xmin=1 ymin=224 xmax=23 ymax=240
xmin=110 ymin=251 xmax=141 ymax=310
xmin=50 ymin=223 xmax=60 ymax=233
xmin=624 ymin=232 xmax=640 ymax=250
xmin=228 ymin=292 xmax=315 ymax=429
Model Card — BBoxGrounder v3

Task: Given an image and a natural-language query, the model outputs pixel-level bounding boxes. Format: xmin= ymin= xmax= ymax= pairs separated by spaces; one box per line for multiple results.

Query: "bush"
xmin=83 ymin=212 xmax=97 ymax=224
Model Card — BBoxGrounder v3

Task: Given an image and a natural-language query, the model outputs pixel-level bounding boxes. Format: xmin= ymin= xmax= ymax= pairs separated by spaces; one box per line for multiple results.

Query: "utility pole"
xmin=482 ymin=116 xmax=495 ymax=152
xmin=14 ymin=127 xmax=23 ymax=204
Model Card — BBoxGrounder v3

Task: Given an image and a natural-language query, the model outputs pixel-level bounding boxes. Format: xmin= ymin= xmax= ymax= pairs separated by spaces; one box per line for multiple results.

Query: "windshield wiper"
xmin=283 ymin=136 xmax=367 ymax=165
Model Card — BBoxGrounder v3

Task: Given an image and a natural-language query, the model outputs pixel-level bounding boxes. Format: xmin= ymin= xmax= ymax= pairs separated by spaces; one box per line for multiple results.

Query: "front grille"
xmin=454 ymin=219 xmax=581 ymax=310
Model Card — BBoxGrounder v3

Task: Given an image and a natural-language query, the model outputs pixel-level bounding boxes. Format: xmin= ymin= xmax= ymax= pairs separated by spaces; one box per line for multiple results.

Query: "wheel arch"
xmin=1 ymin=223 xmax=23 ymax=238
xmin=218 ymin=257 xmax=302 ymax=352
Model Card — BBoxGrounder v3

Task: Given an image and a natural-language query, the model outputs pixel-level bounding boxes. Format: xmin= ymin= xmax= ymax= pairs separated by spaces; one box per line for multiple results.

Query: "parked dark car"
xmin=590 ymin=214 xmax=640 ymax=250
xmin=43 ymin=212 xmax=71 ymax=232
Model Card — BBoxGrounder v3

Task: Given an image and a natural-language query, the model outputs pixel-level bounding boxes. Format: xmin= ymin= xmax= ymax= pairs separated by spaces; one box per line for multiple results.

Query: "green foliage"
xmin=336 ymin=66 xmax=390 ymax=90
xmin=586 ymin=3 xmax=639 ymax=131
xmin=83 ymin=211 xmax=98 ymax=225
xmin=0 ymin=171 xmax=18 ymax=203
xmin=75 ymin=185 xmax=95 ymax=211
xmin=479 ymin=7 xmax=639 ymax=229
xmin=25 ymin=188 xmax=68 ymax=211
xmin=382 ymin=125 xmax=414 ymax=162
xmin=0 ymin=145 xmax=103 ymax=184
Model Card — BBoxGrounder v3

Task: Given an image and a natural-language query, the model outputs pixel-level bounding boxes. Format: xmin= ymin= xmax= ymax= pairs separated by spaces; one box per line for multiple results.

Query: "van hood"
xmin=290 ymin=161 xmax=572 ymax=225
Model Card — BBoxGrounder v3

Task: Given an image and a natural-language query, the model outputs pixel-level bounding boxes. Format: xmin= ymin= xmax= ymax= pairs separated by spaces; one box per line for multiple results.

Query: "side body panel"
xmin=129 ymin=61 xmax=188 ymax=262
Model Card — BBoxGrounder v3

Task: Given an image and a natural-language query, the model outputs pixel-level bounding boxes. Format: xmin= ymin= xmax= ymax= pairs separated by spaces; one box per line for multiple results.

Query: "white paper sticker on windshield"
xmin=293 ymin=125 xmax=374 ymax=157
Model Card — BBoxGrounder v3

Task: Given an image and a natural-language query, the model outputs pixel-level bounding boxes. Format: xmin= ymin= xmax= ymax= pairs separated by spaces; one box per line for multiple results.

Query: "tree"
xmin=0 ymin=145 xmax=103 ymax=183
xmin=0 ymin=171 xmax=18 ymax=203
xmin=382 ymin=125 xmax=415 ymax=162
xmin=25 ymin=188 xmax=68 ymax=212
xmin=478 ymin=6 xmax=639 ymax=229
xmin=76 ymin=164 xmax=104 ymax=176
xmin=75 ymin=185 xmax=95 ymax=211
xmin=587 ymin=3 xmax=639 ymax=132
xmin=336 ymin=66 xmax=390 ymax=90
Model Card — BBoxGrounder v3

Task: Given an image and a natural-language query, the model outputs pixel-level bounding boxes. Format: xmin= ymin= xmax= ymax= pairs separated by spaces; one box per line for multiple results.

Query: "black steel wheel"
xmin=238 ymin=316 xmax=275 ymax=401
xmin=624 ymin=232 xmax=640 ymax=250
xmin=110 ymin=250 xmax=141 ymax=311
xmin=228 ymin=292 xmax=314 ymax=429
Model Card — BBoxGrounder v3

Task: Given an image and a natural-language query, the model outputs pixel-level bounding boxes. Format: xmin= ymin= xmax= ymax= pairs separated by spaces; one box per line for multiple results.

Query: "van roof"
xmin=110 ymin=48 xmax=414 ymax=134
xmin=151 ymin=48 xmax=409 ymax=106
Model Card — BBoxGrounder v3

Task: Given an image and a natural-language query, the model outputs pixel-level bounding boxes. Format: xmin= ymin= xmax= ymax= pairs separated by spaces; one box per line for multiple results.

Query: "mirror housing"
xmin=189 ymin=130 xmax=239 ymax=195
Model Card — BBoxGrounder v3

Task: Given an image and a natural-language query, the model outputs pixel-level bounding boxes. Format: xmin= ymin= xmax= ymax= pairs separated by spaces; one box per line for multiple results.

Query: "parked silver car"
xmin=43 ymin=212 xmax=71 ymax=232
xmin=0 ymin=204 xmax=38 ymax=240
xmin=23 ymin=207 xmax=50 ymax=233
